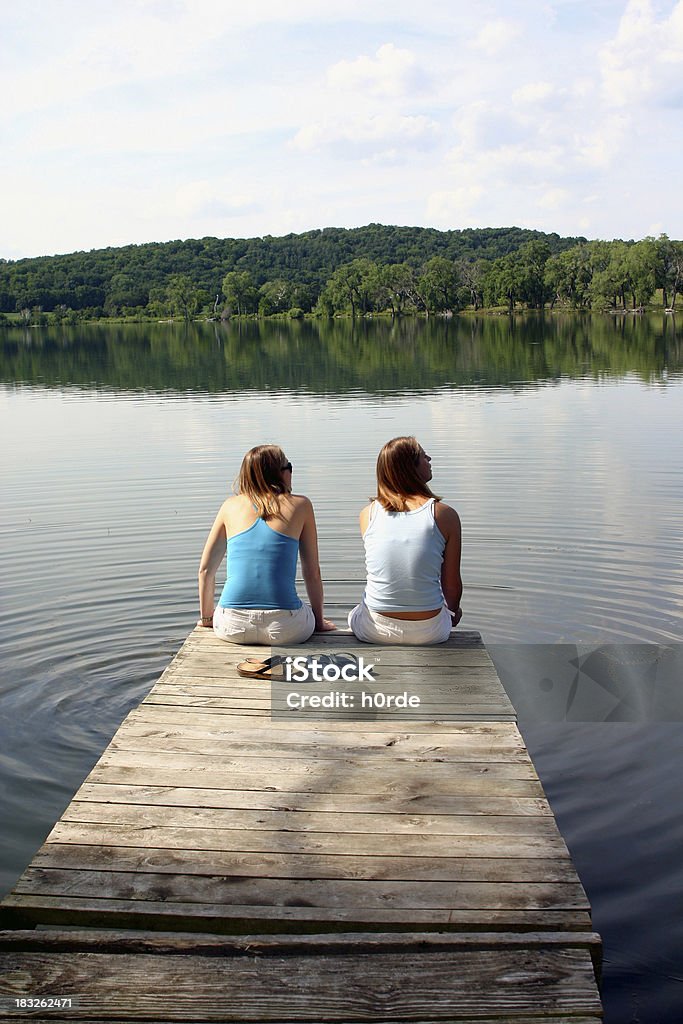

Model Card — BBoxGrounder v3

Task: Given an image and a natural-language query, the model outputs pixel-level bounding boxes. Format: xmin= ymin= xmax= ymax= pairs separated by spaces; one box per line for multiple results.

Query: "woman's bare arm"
xmin=197 ymin=506 xmax=228 ymax=625
xmin=299 ymin=498 xmax=336 ymax=631
xmin=435 ymin=502 xmax=463 ymax=623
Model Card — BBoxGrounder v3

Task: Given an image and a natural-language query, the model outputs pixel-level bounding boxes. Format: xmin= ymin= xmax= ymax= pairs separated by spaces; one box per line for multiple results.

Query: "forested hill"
xmin=0 ymin=224 xmax=583 ymax=314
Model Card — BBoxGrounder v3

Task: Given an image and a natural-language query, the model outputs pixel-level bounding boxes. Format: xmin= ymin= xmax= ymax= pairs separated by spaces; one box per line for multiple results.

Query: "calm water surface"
xmin=1 ymin=317 xmax=682 ymax=1022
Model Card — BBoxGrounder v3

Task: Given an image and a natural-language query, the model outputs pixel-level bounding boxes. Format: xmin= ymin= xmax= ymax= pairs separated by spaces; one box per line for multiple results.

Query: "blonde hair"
xmin=374 ymin=436 xmax=439 ymax=512
xmin=236 ymin=444 xmax=290 ymax=520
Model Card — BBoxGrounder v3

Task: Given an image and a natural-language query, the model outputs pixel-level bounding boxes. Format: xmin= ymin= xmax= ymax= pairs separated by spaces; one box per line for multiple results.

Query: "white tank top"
xmin=363 ymin=498 xmax=446 ymax=612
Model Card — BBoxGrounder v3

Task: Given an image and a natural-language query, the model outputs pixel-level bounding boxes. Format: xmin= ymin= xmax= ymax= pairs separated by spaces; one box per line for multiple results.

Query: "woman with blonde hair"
xmin=349 ymin=436 xmax=462 ymax=645
xmin=198 ymin=445 xmax=336 ymax=644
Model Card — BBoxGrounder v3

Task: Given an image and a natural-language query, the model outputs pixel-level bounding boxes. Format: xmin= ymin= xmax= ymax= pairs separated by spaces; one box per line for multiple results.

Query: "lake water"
xmin=1 ymin=316 xmax=682 ymax=1022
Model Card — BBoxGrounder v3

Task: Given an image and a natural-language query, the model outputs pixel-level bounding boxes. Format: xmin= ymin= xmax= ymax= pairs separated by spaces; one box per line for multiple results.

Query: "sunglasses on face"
xmin=281 ymin=462 xmax=293 ymax=472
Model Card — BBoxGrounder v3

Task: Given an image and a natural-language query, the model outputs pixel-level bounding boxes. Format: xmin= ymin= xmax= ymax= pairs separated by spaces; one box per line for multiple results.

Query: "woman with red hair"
xmin=199 ymin=444 xmax=335 ymax=645
xmin=349 ymin=436 xmax=462 ymax=645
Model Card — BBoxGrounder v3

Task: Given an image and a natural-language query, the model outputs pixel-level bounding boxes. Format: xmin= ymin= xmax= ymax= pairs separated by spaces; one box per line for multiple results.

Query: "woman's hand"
xmin=451 ymin=607 xmax=462 ymax=627
xmin=316 ymin=618 xmax=338 ymax=632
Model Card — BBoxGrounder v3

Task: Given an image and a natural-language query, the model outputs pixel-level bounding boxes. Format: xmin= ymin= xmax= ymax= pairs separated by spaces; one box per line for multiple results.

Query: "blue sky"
xmin=2 ymin=0 xmax=682 ymax=259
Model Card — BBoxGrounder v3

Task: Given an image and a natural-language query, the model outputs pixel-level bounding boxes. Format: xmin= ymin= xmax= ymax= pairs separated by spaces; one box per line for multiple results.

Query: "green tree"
xmin=379 ymin=263 xmax=418 ymax=315
xmin=104 ymin=272 xmax=148 ymax=315
xmin=544 ymin=245 xmax=593 ymax=309
xmin=166 ymin=274 xmax=201 ymax=321
xmin=320 ymin=259 xmax=377 ymax=316
xmin=222 ymin=271 xmax=258 ymax=317
xmin=624 ymin=239 xmax=657 ymax=308
xmin=654 ymin=235 xmax=683 ymax=309
xmin=457 ymin=258 xmax=486 ymax=310
xmin=258 ymin=279 xmax=292 ymax=316
xmin=416 ymin=257 xmax=460 ymax=314
xmin=313 ymin=290 xmax=335 ymax=317
xmin=516 ymin=239 xmax=551 ymax=308
xmin=588 ymin=241 xmax=630 ymax=310
xmin=483 ymin=255 xmax=523 ymax=313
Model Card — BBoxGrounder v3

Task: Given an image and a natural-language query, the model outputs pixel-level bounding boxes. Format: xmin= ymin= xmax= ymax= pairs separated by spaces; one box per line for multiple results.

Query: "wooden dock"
xmin=0 ymin=628 xmax=603 ymax=1021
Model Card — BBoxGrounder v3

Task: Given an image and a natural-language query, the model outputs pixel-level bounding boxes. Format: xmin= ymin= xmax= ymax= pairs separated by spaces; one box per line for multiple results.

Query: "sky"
xmin=2 ymin=0 xmax=682 ymax=260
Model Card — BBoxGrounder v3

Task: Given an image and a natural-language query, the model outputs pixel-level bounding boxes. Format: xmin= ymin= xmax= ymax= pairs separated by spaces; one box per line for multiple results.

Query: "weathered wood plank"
xmin=140 ymin=700 xmax=517 ymax=722
xmin=0 ymin=1016 xmax=604 ymax=1024
xmin=70 ymin=783 xmax=553 ymax=816
xmin=164 ymin=654 xmax=498 ymax=672
xmin=150 ymin=672 xmax=506 ymax=693
xmin=12 ymin=868 xmax=589 ymax=913
xmin=42 ymin=822 xmax=571 ymax=858
xmin=30 ymin=845 xmax=578 ymax=882
xmin=93 ymin=748 xmax=541 ymax=779
xmin=111 ymin=722 xmax=524 ymax=748
xmin=111 ymin=719 xmax=526 ymax=746
xmin=0 ymin=1011 xmax=605 ymax=1024
xmin=85 ymin=765 xmax=547 ymax=797
xmin=178 ymin=644 xmax=492 ymax=661
xmin=57 ymin=802 xmax=564 ymax=839
xmin=145 ymin=696 xmax=513 ymax=714
xmin=0 ymin=944 xmax=602 ymax=1022
xmin=197 ymin=669 xmax=504 ymax=691
xmin=106 ymin=726 xmax=531 ymax=762
xmin=141 ymin=694 xmax=515 ymax=716
xmin=127 ymin=706 xmax=518 ymax=733
xmin=0 ymin=926 xmax=603 ymax=955
xmin=180 ymin=627 xmax=484 ymax=646
xmin=0 ymin=893 xmax=593 ymax=931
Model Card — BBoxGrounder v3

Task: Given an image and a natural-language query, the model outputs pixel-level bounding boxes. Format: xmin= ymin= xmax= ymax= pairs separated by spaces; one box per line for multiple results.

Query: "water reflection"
xmin=1 ymin=314 xmax=681 ymax=395
xmin=2 ymin=319 xmax=683 ymax=1022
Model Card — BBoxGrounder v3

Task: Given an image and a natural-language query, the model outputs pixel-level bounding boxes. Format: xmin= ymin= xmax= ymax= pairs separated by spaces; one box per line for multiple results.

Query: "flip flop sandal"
xmin=236 ymin=656 xmax=285 ymax=679
xmin=328 ymin=654 xmax=359 ymax=668
xmin=313 ymin=653 xmax=360 ymax=670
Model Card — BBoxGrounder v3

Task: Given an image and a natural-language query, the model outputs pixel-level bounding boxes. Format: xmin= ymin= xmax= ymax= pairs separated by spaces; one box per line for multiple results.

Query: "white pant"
xmin=213 ymin=603 xmax=315 ymax=645
xmin=348 ymin=602 xmax=452 ymax=645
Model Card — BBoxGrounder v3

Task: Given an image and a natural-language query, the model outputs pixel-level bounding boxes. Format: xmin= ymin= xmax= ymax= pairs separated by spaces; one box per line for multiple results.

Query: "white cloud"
xmin=469 ymin=19 xmax=522 ymax=56
xmin=0 ymin=7 xmax=209 ymax=123
xmin=452 ymin=101 xmax=534 ymax=151
xmin=575 ymin=114 xmax=630 ymax=168
xmin=426 ymin=186 xmax=485 ymax=224
xmin=174 ymin=181 xmax=263 ymax=219
xmin=448 ymin=139 xmax=567 ymax=185
xmin=538 ymin=186 xmax=570 ymax=209
xmin=327 ymin=43 xmax=421 ymax=97
xmin=599 ymin=0 xmax=683 ymax=107
xmin=292 ymin=112 xmax=440 ymax=158
xmin=512 ymin=81 xmax=556 ymax=105
xmin=288 ymin=42 xmax=438 ymax=159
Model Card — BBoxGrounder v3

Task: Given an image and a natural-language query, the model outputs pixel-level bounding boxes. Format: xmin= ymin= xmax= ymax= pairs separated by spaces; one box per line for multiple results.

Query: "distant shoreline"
xmin=1 ymin=304 xmax=680 ymax=329
xmin=1 ymin=225 xmax=681 ymax=325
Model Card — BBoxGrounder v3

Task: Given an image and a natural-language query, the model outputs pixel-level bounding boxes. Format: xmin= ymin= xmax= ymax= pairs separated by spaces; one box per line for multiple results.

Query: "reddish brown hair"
xmin=374 ymin=436 xmax=439 ymax=512
xmin=236 ymin=444 xmax=290 ymax=520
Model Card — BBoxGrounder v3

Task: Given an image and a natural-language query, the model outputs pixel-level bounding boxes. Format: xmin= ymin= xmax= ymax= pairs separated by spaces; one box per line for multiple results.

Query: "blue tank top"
xmin=218 ymin=517 xmax=302 ymax=610
xmin=363 ymin=498 xmax=446 ymax=612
